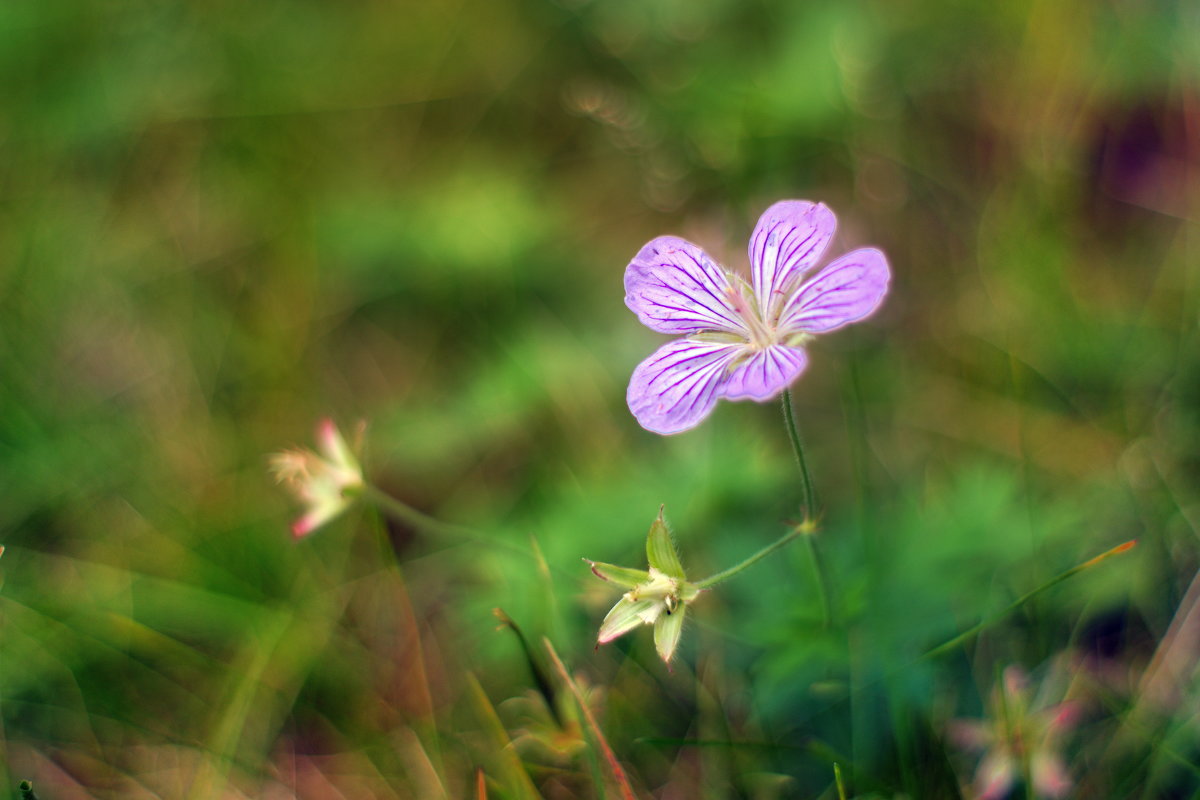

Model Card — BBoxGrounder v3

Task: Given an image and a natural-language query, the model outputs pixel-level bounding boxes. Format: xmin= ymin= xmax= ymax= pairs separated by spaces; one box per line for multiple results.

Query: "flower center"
xmin=724 ymin=285 xmax=775 ymax=350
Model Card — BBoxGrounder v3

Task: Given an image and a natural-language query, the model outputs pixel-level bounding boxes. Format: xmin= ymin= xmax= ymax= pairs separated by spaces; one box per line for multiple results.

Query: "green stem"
xmin=805 ymin=532 xmax=832 ymax=628
xmin=781 ymin=389 xmax=832 ymax=627
xmin=781 ymin=389 xmax=816 ymax=519
xmin=362 ymin=484 xmax=471 ymax=538
xmin=695 ymin=526 xmax=807 ymax=589
xmin=360 ymin=483 xmax=538 ymax=564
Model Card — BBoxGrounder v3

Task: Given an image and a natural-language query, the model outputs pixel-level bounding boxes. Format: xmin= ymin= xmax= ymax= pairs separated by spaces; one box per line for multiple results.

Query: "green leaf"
xmin=645 ymin=506 xmax=685 ymax=579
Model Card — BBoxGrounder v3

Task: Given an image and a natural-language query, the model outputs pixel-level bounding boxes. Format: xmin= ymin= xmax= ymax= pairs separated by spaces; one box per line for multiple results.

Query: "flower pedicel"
xmin=624 ymin=200 xmax=890 ymax=434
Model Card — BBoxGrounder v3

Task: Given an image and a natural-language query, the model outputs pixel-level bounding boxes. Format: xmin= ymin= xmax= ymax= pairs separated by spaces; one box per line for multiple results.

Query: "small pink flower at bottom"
xmin=270 ymin=419 xmax=364 ymax=537
xmin=624 ymin=200 xmax=890 ymax=434
xmin=949 ymin=667 xmax=1081 ymax=799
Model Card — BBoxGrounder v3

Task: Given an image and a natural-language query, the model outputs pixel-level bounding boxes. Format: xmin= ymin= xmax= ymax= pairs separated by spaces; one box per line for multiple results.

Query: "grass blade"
xmin=924 ymin=540 xmax=1137 ymax=659
xmin=465 ymin=672 xmax=542 ymax=800
xmin=543 ymin=638 xmax=638 ymax=800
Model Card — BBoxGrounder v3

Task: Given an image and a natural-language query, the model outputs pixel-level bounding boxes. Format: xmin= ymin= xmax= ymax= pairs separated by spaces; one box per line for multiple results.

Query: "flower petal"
xmin=625 ymin=236 xmax=748 ymax=335
xmin=1041 ymin=700 xmax=1082 ymax=740
xmin=654 ymin=603 xmax=686 ymax=664
xmin=779 ymin=247 xmax=889 ymax=334
xmin=291 ymin=499 xmax=348 ymax=538
xmin=947 ymin=720 xmax=994 ymax=752
xmin=1003 ymin=666 xmax=1030 ymax=700
xmin=749 ymin=201 xmax=837 ymax=320
xmin=721 ymin=345 xmax=807 ymax=401
xmin=1031 ymin=752 xmax=1072 ymax=798
xmin=975 ymin=751 xmax=1016 ymax=800
xmin=627 ymin=339 xmax=743 ymax=435
xmin=316 ymin=418 xmax=353 ymax=468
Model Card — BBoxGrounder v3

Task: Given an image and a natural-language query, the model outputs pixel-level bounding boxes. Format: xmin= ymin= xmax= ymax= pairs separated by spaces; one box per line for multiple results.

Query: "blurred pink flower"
xmin=270 ymin=418 xmax=364 ymax=537
xmin=949 ymin=667 xmax=1080 ymax=799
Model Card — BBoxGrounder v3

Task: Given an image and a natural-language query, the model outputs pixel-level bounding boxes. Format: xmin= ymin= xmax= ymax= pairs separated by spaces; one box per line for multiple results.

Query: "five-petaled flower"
xmin=624 ymin=200 xmax=890 ymax=434
xmin=949 ymin=666 xmax=1080 ymax=799
xmin=587 ymin=507 xmax=701 ymax=665
xmin=270 ymin=418 xmax=364 ymax=537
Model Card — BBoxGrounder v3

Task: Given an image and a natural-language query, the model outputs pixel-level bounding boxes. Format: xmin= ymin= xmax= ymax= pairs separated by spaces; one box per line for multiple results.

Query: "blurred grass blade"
xmin=1137 ymin=567 xmax=1200 ymax=711
xmin=395 ymin=726 xmax=449 ymax=800
xmin=476 ymin=767 xmax=487 ymax=800
xmin=529 ymin=534 xmax=561 ymax=643
xmin=190 ymin=608 xmax=292 ymax=800
xmin=924 ymin=540 xmax=1137 ymax=659
xmin=834 ymin=763 xmax=847 ymax=800
xmin=543 ymin=637 xmax=638 ymax=800
xmin=494 ymin=608 xmax=562 ymax=726
xmin=465 ymin=672 xmax=542 ymax=800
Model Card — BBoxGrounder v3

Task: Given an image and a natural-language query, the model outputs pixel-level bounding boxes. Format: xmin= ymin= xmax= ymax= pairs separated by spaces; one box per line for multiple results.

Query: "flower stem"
xmin=695 ymin=524 xmax=811 ymax=589
xmin=781 ymin=389 xmax=816 ymax=520
xmin=781 ymin=389 xmax=832 ymax=627
xmin=362 ymin=484 xmax=474 ymax=539
xmin=360 ymin=483 xmax=535 ymax=563
xmin=804 ymin=531 xmax=832 ymax=628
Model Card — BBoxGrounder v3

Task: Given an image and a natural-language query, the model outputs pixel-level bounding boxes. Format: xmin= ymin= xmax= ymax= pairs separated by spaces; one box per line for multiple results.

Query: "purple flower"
xmin=624 ymin=200 xmax=890 ymax=434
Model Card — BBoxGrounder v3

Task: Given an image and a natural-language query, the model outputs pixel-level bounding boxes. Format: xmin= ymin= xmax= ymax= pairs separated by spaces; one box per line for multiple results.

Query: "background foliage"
xmin=2 ymin=0 xmax=1198 ymax=797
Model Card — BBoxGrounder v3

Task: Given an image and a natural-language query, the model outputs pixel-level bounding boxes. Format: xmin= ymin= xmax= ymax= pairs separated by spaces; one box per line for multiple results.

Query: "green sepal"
xmin=645 ymin=506 xmax=686 ymax=579
xmin=598 ymin=595 xmax=662 ymax=644
xmin=585 ymin=560 xmax=650 ymax=588
xmin=654 ymin=603 xmax=686 ymax=664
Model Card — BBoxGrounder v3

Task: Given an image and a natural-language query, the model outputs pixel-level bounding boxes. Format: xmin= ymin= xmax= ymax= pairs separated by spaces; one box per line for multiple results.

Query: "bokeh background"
xmin=3 ymin=1 xmax=1198 ymax=797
